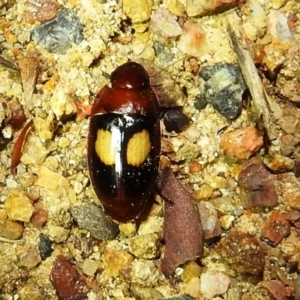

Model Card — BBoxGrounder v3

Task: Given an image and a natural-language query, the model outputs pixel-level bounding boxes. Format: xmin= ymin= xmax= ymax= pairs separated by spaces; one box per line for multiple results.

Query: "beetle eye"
xmin=111 ymin=62 xmax=150 ymax=90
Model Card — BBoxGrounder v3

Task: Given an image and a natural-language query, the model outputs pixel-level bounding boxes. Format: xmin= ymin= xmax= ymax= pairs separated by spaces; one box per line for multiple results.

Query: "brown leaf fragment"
xmin=157 ymin=167 xmax=203 ymax=276
xmin=18 ymin=56 xmax=39 ymax=110
xmin=51 ymin=255 xmax=90 ymax=300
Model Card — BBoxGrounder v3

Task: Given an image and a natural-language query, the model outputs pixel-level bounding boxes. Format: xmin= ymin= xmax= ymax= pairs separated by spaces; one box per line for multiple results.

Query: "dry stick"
xmin=227 ymin=24 xmax=278 ymax=141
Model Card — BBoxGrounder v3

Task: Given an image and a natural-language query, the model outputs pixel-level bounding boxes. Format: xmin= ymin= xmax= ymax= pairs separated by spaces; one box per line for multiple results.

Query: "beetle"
xmin=87 ymin=62 xmax=161 ymax=222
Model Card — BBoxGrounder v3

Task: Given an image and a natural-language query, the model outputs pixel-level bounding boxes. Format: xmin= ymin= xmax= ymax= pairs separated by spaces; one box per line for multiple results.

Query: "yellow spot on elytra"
xmin=127 ymin=130 xmax=151 ymax=166
xmin=95 ymin=129 xmax=115 ymax=165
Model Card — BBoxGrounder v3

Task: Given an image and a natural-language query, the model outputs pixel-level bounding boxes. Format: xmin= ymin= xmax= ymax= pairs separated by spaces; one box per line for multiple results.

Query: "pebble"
xmin=35 ymin=166 xmax=70 ymax=193
xmin=130 ymin=285 xmax=164 ymax=300
xmin=103 ymin=249 xmax=134 ymax=277
xmin=185 ymin=0 xmax=244 ymax=17
xmin=51 ymin=255 xmax=89 ymax=300
xmin=277 ymin=104 xmax=300 ymax=134
xmin=200 ymin=63 xmax=246 ymax=120
xmin=4 ymin=189 xmax=34 ymax=222
xmin=30 ymin=208 xmax=48 ymax=228
xmin=219 ymin=231 xmax=265 ymax=275
xmin=128 ymin=233 xmax=160 ymax=259
xmin=163 ymin=0 xmax=185 ymax=16
xmin=47 ymin=224 xmax=70 ymax=243
xmin=238 ymin=157 xmax=278 ymax=208
xmin=19 ymin=246 xmax=41 ymax=268
xmin=200 ymin=270 xmax=231 ymax=299
xmin=38 ymin=233 xmax=53 ymax=261
xmin=221 ymin=126 xmax=264 ymax=159
xmin=81 ymin=258 xmax=101 ymax=277
xmin=153 ymin=41 xmax=174 ymax=63
xmin=220 ymin=215 xmax=235 ymax=230
xmin=263 ymin=153 xmax=294 ymax=173
xmin=177 ymin=22 xmax=206 ymax=57
xmin=24 ymin=0 xmax=59 ymax=23
xmin=194 ymin=94 xmax=208 ymax=111
xmin=197 ymin=201 xmax=221 ymax=239
xmin=31 ymin=9 xmax=84 ymax=54
xmin=276 ymin=173 xmax=300 ymax=210
xmin=185 ymin=277 xmax=201 ymax=298
xmin=261 ymin=280 xmax=293 ymax=300
xmin=0 ymin=219 xmax=24 ymax=240
xmin=163 ymin=296 xmax=195 ymax=300
xmin=123 ymin=0 xmax=152 ymax=23
xmin=70 ymin=203 xmax=119 ymax=240
xmin=261 ymin=211 xmax=291 ymax=244
xmin=181 ymin=261 xmax=202 ymax=282
xmin=149 ymin=7 xmax=182 ymax=38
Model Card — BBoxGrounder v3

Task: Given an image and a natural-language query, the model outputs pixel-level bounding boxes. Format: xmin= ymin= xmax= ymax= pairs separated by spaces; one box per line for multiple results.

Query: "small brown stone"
xmin=238 ymin=157 xmax=278 ymax=208
xmin=51 ymin=255 xmax=89 ymax=300
xmin=261 ymin=211 xmax=291 ymax=244
xmin=189 ymin=161 xmax=202 ymax=173
xmin=30 ymin=209 xmax=48 ymax=228
xmin=0 ymin=219 xmax=24 ymax=240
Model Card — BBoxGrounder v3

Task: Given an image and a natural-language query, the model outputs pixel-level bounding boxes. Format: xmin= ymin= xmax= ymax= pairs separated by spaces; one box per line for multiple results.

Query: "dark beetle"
xmin=87 ymin=62 xmax=161 ymax=222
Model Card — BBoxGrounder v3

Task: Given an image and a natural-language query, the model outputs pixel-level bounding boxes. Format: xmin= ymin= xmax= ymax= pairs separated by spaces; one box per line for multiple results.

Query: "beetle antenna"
xmin=150 ymin=58 xmax=185 ymax=78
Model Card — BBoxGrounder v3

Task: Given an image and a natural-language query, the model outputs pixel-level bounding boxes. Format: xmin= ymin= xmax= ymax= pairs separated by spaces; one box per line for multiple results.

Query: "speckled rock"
xmin=70 ymin=203 xmax=119 ymax=240
xmin=123 ymin=0 xmax=152 ymax=23
xmin=219 ymin=231 xmax=265 ymax=275
xmin=0 ymin=219 xmax=24 ymax=240
xmin=261 ymin=211 xmax=291 ymax=244
xmin=128 ymin=233 xmax=160 ymax=259
xmin=31 ymin=9 xmax=84 ymax=54
xmin=4 ymin=189 xmax=34 ymax=222
xmin=200 ymin=270 xmax=231 ymax=299
xmin=220 ymin=126 xmax=264 ymax=159
xmin=200 ymin=62 xmax=246 ymax=119
xmin=103 ymin=249 xmax=134 ymax=277
xmin=238 ymin=157 xmax=278 ymax=208
xmin=177 ymin=22 xmax=206 ymax=57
